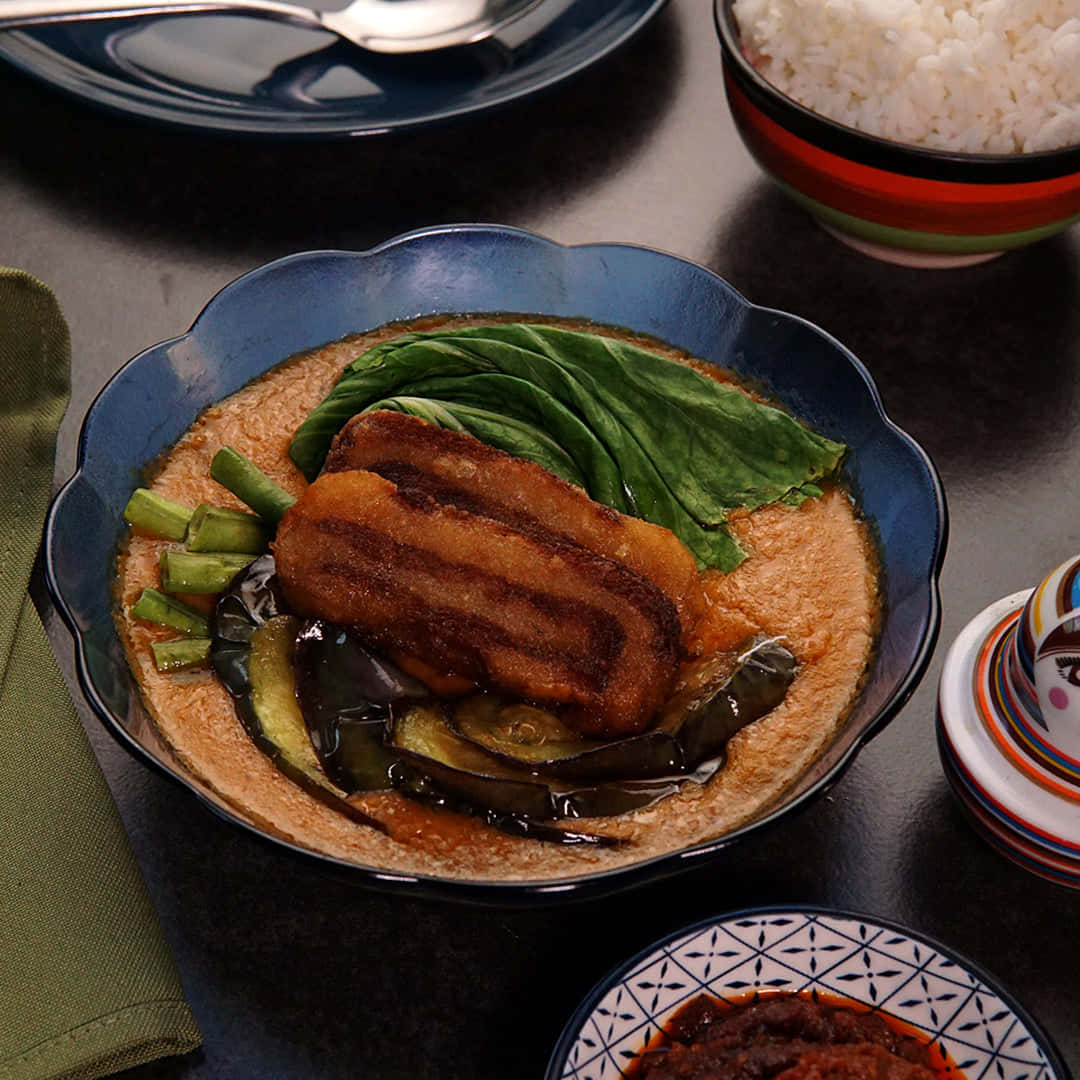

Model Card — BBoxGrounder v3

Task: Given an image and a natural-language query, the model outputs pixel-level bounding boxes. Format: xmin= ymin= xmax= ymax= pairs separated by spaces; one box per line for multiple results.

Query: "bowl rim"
xmin=714 ymin=0 xmax=1080 ymax=182
xmin=43 ymin=223 xmax=948 ymax=906
xmin=543 ymin=903 xmax=1075 ymax=1080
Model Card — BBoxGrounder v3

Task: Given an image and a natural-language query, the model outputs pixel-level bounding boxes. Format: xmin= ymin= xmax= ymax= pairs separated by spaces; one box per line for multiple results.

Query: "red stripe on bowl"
xmin=724 ymin=73 xmax=1080 ymax=235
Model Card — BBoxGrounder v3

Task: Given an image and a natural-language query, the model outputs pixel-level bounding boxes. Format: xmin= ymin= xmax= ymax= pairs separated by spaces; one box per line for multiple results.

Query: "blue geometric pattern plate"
xmin=547 ymin=908 xmax=1071 ymax=1080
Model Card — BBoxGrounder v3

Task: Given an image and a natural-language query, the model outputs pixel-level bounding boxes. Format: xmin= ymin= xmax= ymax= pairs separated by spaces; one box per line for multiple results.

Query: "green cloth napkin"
xmin=0 ymin=270 xmax=201 ymax=1080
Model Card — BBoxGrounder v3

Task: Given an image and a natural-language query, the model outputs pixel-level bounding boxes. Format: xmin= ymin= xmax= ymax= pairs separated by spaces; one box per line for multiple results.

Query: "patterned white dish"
xmin=937 ymin=581 xmax=1080 ymax=888
xmin=547 ymin=908 xmax=1069 ymax=1080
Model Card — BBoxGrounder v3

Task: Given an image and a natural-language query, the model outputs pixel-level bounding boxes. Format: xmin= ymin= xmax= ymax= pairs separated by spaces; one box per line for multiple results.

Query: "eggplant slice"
xmin=211 ymin=558 xmax=798 ymax=845
xmin=210 ymin=557 xmax=387 ymax=834
xmin=445 ymin=637 xmax=798 ymax=786
xmin=293 ymin=618 xmax=428 ymax=794
xmin=450 ymin=696 xmax=683 ymax=782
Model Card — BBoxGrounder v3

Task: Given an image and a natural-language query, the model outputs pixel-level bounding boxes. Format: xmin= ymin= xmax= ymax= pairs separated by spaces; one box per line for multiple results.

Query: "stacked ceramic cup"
xmin=938 ymin=554 xmax=1080 ymax=886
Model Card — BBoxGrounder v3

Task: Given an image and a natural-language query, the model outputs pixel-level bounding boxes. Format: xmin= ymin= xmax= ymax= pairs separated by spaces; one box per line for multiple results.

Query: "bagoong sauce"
xmin=623 ymin=990 xmax=964 ymax=1079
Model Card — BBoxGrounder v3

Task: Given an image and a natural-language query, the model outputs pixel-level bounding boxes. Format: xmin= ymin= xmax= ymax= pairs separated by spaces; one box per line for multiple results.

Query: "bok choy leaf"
xmin=289 ymin=324 xmax=847 ymax=571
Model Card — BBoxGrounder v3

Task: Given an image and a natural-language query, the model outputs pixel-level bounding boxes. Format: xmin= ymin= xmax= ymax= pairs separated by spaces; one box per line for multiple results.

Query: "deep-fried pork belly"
xmin=272 ymin=469 xmax=682 ymax=736
xmin=323 ymin=410 xmax=703 ymax=636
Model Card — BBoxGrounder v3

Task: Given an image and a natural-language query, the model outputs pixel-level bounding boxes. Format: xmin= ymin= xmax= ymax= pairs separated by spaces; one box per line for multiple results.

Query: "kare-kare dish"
xmin=115 ymin=317 xmax=879 ymax=880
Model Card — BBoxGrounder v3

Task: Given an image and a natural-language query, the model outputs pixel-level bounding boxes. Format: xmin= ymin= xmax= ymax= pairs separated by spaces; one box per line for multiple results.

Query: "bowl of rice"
xmin=715 ymin=0 xmax=1080 ymax=266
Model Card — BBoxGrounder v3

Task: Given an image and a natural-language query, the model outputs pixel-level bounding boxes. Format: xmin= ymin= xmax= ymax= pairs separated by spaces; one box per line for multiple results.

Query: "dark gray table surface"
xmin=3 ymin=0 xmax=1078 ymax=1076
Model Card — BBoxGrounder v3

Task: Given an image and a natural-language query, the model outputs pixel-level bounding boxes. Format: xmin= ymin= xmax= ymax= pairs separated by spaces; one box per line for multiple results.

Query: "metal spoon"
xmin=0 ymin=0 xmax=546 ymax=53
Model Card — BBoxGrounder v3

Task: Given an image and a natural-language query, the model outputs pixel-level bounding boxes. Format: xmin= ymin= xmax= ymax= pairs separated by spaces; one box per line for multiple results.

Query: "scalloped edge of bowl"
xmin=43 ymin=224 xmax=947 ymax=904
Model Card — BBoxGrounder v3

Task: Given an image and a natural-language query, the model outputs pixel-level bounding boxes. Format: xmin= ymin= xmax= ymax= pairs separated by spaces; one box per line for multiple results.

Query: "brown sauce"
xmin=628 ymin=992 xmax=961 ymax=1080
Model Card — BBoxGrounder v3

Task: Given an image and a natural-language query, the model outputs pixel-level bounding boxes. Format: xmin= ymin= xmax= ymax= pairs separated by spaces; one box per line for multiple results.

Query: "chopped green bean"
xmin=159 ymin=549 xmax=254 ymax=594
xmin=131 ymin=588 xmax=211 ymax=636
xmin=186 ymin=504 xmax=271 ymax=554
xmin=210 ymin=446 xmax=296 ymax=526
xmin=151 ymin=638 xmax=211 ymax=673
xmin=123 ymin=488 xmax=193 ymax=540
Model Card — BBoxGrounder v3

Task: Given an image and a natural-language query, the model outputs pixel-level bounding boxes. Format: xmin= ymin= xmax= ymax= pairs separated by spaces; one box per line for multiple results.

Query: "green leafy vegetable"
xmin=372 ymin=396 xmax=587 ymax=489
xmin=289 ymin=324 xmax=847 ymax=571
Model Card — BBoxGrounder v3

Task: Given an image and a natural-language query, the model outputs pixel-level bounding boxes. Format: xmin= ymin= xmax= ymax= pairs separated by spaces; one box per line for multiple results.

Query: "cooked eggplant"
xmin=388 ymin=709 xmax=627 ymax=844
xmin=210 ymin=558 xmax=798 ymax=843
xmin=450 ymin=696 xmax=682 ymax=782
xmin=247 ymin=615 xmax=335 ymax=793
xmin=391 ymin=705 xmax=556 ymax=819
xmin=381 ymin=638 xmax=795 ymax=825
xmin=210 ymin=558 xmax=386 ymax=833
xmin=551 ymin=777 xmax=687 ymax=819
xmin=445 ymin=638 xmax=797 ymax=787
xmin=293 ymin=618 xmax=428 ymax=793
xmin=730 ymin=638 xmax=800 ymax=714
xmin=210 ymin=553 xmax=282 ymax=699
xmin=210 ymin=561 xmax=282 ymax=712
xmin=393 ymin=704 xmax=712 ymax=820
xmin=388 ymin=765 xmax=619 ymax=847
xmin=658 ymin=637 xmax=798 ymax=765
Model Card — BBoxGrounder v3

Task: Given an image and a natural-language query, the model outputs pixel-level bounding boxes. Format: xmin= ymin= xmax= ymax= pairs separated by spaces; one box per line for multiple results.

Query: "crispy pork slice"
xmin=272 ymin=469 xmax=682 ymax=736
xmin=323 ymin=410 xmax=703 ymax=637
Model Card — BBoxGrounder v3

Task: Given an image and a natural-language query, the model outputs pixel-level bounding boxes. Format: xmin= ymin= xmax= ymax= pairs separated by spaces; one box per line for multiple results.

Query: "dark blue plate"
xmin=0 ymin=0 xmax=666 ymax=136
xmin=44 ymin=224 xmax=947 ymax=904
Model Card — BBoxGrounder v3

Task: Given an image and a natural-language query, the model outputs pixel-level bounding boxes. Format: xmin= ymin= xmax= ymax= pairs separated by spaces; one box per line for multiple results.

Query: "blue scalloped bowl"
xmin=44 ymin=224 xmax=947 ymax=904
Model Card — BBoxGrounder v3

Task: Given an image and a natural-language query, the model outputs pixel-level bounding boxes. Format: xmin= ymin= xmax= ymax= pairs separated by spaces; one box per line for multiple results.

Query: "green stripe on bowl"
xmin=772 ymin=176 xmax=1080 ymax=254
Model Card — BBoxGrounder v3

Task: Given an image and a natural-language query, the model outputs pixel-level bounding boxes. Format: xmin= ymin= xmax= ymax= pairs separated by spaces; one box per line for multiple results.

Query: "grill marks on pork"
xmin=273 ymin=468 xmax=685 ymax=735
xmin=310 ymin=514 xmax=627 ymax=689
xmin=324 ymin=410 xmax=704 ymax=635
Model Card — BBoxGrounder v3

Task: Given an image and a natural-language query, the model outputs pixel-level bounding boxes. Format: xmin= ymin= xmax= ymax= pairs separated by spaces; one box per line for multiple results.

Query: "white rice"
xmin=732 ymin=0 xmax=1080 ymax=153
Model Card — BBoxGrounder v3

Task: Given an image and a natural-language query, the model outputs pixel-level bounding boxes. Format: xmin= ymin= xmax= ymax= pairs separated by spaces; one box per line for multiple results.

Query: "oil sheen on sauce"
xmin=624 ymin=990 xmax=962 ymax=1079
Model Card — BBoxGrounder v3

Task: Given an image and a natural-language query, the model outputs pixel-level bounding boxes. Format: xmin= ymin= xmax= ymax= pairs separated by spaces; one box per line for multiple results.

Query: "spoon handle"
xmin=0 ymin=0 xmax=316 ymax=32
